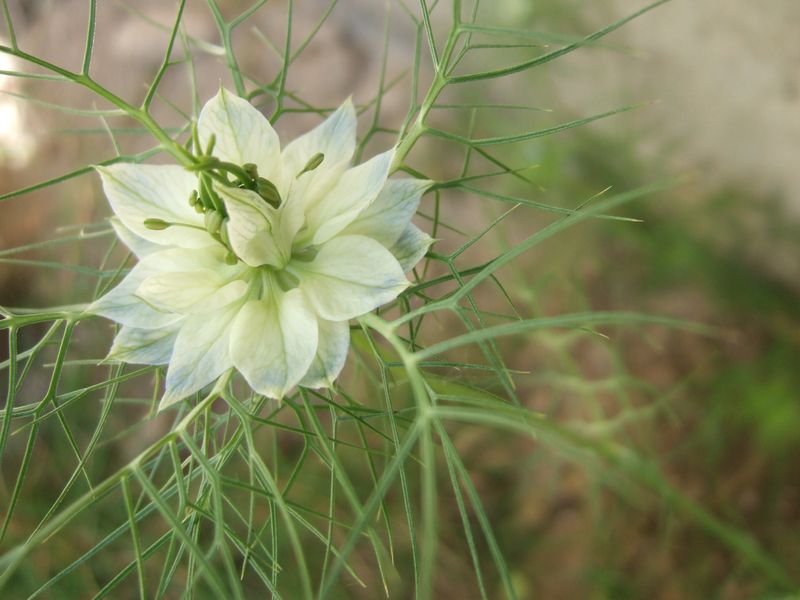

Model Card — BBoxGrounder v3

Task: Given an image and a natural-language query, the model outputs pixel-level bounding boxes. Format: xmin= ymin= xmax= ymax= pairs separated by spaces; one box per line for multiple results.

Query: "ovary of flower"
xmin=91 ymin=88 xmax=433 ymax=409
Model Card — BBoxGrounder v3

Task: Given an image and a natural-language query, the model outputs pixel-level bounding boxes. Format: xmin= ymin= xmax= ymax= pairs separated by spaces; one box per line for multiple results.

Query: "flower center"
xmin=142 ymin=144 xmax=328 ymax=269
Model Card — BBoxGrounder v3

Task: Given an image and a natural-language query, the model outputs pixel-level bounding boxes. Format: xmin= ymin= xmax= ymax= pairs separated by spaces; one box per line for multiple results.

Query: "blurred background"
xmin=1 ymin=0 xmax=799 ymax=598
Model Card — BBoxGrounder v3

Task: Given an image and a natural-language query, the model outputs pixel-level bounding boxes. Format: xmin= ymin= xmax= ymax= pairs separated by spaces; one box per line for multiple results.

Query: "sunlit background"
xmin=1 ymin=0 xmax=799 ymax=597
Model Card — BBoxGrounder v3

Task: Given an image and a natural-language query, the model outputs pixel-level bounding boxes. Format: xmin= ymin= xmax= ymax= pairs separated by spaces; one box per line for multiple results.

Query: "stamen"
xmin=297 ymin=152 xmax=324 ymax=178
xmin=219 ymin=221 xmax=231 ymax=247
xmin=199 ymin=174 xmax=225 ymax=214
xmin=143 ymin=218 xmax=171 ymax=230
xmin=205 ymin=133 xmax=217 ymax=157
xmin=143 ymin=218 xmax=208 ymax=233
xmin=256 ymin=177 xmax=281 ymax=208
xmin=242 ymin=162 xmax=259 ymax=181
xmin=204 ymin=210 xmax=223 ymax=235
xmin=292 ymin=246 xmax=318 ymax=262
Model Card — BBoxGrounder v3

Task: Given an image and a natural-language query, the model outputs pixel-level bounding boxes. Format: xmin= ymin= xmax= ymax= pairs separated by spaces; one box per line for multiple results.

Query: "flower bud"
xmin=143 ymin=218 xmax=171 ymax=230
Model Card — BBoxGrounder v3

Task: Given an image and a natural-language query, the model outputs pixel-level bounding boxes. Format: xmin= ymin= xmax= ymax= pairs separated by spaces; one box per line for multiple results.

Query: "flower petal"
xmin=96 ymin=164 xmax=210 ymax=248
xmin=137 ymin=272 xmax=248 ymax=315
xmin=218 ymin=186 xmax=288 ymax=268
xmin=91 ymin=267 xmax=180 ymax=330
xmin=106 ymin=325 xmax=179 ymax=365
xmin=300 ymin=318 xmax=349 ymax=389
xmin=198 ymin=87 xmax=281 ymax=181
xmin=110 ymin=218 xmax=160 ymax=258
xmin=290 ymin=234 xmax=408 ymax=321
xmin=280 ymin=98 xmax=357 ymax=185
xmin=389 ymin=224 xmax=434 ymax=273
xmin=342 ymin=178 xmax=431 ymax=248
xmin=230 ymin=289 xmax=318 ymax=399
xmin=303 ymin=149 xmax=395 ymax=246
xmin=159 ymin=302 xmax=241 ymax=410
xmin=278 ymin=99 xmax=357 ymax=210
xmin=91 ymin=246 xmax=235 ymax=329
xmin=137 ymin=245 xmax=231 ymax=272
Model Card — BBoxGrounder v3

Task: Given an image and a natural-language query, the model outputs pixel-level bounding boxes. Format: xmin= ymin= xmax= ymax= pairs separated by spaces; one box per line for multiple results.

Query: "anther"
xmin=257 ymin=177 xmax=281 ymax=208
xmin=143 ymin=218 xmax=171 ymax=230
xmin=243 ymin=163 xmax=259 ymax=181
xmin=204 ymin=210 xmax=223 ymax=235
xmin=297 ymin=152 xmax=324 ymax=178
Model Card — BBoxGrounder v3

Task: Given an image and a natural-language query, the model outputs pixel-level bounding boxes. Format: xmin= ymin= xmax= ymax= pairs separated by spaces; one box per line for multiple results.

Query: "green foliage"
xmin=0 ymin=0 xmax=796 ymax=598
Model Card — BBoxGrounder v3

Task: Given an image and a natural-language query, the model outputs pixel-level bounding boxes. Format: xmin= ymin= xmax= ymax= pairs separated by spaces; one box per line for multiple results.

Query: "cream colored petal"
xmin=280 ymin=98 xmax=356 ymax=180
xmin=91 ymin=246 xmax=235 ymax=328
xmin=277 ymin=99 xmax=357 ymax=204
xmin=137 ymin=269 xmax=224 ymax=312
xmin=230 ymin=289 xmax=318 ymax=399
xmin=133 ymin=246 xmax=241 ymax=277
xmin=290 ymin=234 xmax=408 ymax=321
xmin=137 ymin=272 xmax=248 ymax=315
xmin=218 ymin=186 xmax=288 ymax=268
xmin=96 ymin=164 xmax=210 ymax=249
xmin=342 ymin=178 xmax=431 ymax=248
xmin=389 ymin=224 xmax=434 ymax=273
xmin=198 ymin=87 xmax=281 ymax=181
xmin=159 ymin=302 xmax=241 ymax=410
xmin=299 ymin=318 xmax=349 ymax=389
xmin=91 ymin=265 xmax=180 ymax=330
xmin=304 ymin=149 xmax=395 ymax=246
xmin=110 ymin=218 xmax=160 ymax=258
xmin=106 ymin=325 xmax=179 ymax=365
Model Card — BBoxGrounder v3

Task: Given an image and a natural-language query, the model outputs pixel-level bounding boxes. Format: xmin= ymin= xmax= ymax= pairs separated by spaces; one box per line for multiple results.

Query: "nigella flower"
xmin=91 ymin=88 xmax=432 ymax=409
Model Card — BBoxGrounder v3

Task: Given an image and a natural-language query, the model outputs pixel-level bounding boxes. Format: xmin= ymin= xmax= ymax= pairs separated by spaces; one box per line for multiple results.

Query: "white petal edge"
xmin=159 ymin=302 xmax=241 ymax=410
xmin=106 ymin=325 xmax=179 ymax=365
xmin=198 ymin=87 xmax=281 ymax=182
xmin=305 ymin=149 xmax=395 ymax=246
xmin=96 ymin=164 xmax=210 ymax=249
xmin=300 ymin=318 xmax=350 ymax=389
xmin=343 ymin=178 xmax=431 ymax=248
xmin=230 ymin=289 xmax=318 ymax=399
xmin=110 ymin=218 xmax=160 ymax=258
xmin=91 ymin=263 xmax=181 ymax=330
xmin=280 ymin=98 xmax=357 ymax=186
xmin=92 ymin=246 xmax=242 ymax=329
xmin=390 ymin=223 xmax=434 ymax=273
xmin=290 ymin=234 xmax=408 ymax=321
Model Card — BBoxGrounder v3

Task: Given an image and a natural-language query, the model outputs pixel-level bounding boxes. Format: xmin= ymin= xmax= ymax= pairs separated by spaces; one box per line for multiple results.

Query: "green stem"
xmin=0 ymin=45 xmax=195 ymax=166
xmin=390 ymin=24 xmax=459 ymax=172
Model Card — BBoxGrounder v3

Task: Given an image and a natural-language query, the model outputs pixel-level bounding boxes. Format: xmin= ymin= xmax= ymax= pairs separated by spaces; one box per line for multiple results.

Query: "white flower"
xmin=92 ymin=88 xmax=432 ymax=409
